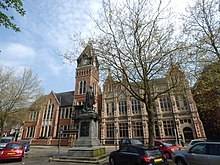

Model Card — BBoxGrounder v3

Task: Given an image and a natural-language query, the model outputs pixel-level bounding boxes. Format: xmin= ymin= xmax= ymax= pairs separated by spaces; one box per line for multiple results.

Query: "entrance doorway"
xmin=183 ymin=127 xmax=194 ymax=143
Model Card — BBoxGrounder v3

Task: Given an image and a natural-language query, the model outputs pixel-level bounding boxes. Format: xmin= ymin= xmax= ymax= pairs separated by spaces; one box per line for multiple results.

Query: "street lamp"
xmin=58 ymin=127 xmax=63 ymax=159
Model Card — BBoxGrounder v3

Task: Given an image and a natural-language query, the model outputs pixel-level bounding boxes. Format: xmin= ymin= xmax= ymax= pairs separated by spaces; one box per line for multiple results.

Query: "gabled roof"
xmin=55 ymin=91 xmax=74 ymax=107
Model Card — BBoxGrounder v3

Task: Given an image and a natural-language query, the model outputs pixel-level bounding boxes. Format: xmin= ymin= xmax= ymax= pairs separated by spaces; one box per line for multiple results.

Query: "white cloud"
xmin=3 ymin=42 xmax=36 ymax=59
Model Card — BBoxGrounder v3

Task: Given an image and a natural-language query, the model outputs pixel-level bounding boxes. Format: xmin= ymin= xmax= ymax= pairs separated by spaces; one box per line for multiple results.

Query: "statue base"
xmin=68 ymin=111 xmax=105 ymax=157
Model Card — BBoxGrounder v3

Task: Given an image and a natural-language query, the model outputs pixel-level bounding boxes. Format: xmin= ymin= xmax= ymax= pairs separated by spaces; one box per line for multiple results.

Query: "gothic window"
xmin=119 ymin=123 xmax=128 ymax=138
xmin=26 ymin=127 xmax=35 ymax=138
xmin=106 ymin=123 xmax=114 ymax=138
xmin=119 ymin=101 xmax=127 ymax=115
xmin=92 ymin=83 xmax=97 ymax=96
xmin=163 ymin=120 xmax=175 ymax=136
xmin=132 ymin=100 xmax=141 ymax=114
xmin=160 ymin=96 xmax=171 ymax=111
xmin=132 ymin=121 xmax=143 ymax=137
xmin=79 ymin=80 xmax=86 ymax=94
xmin=106 ymin=102 xmax=114 ymax=116
xmin=40 ymin=126 xmax=44 ymax=137
xmin=29 ymin=111 xmax=39 ymax=121
xmin=175 ymin=95 xmax=189 ymax=111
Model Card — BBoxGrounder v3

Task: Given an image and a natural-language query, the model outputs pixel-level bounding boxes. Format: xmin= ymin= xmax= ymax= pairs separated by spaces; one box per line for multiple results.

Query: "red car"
xmin=0 ymin=142 xmax=24 ymax=162
xmin=154 ymin=139 xmax=181 ymax=159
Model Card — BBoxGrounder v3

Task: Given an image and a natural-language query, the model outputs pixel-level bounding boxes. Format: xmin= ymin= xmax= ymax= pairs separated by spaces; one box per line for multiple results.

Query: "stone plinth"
xmin=68 ymin=112 xmax=106 ymax=158
xmin=68 ymin=146 xmax=105 ymax=157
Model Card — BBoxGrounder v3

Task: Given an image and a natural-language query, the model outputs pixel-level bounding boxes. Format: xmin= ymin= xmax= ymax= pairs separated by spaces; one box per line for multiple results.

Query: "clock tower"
xmin=74 ymin=43 xmax=99 ymax=114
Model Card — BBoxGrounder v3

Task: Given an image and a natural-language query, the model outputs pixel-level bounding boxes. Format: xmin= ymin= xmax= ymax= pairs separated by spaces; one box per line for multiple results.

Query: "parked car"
xmin=109 ymin=145 xmax=168 ymax=165
xmin=154 ymin=139 xmax=181 ymax=159
xmin=20 ymin=140 xmax=30 ymax=152
xmin=119 ymin=139 xmax=143 ymax=149
xmin=0 ymin=137 xmax=15 ymax=150
xmin=186 ymin=139 xmax=206 ymax=150
xmin=172 ymin=141 xmax=220 ymax=165
xmin=0 ymin=142 xmax=24 ymax=162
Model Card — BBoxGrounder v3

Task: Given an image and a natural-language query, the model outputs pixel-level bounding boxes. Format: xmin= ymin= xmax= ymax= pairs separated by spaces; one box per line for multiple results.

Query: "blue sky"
xmin=0 ymin=0 xmax=102 ymax=94
xmin=0 ymin=0 xmax=188 ymax=94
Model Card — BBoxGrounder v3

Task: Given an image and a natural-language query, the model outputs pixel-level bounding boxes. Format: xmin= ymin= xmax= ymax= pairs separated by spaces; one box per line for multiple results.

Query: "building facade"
xmin=22 ymin=91 xmax=74 ymax=145
xmin=22 ymin=44 xmax=205 ymax=146
xmin=22 ymin=44 xmax=100 ymax=145
xmin=101 ymin=67 xmax=206 ymax=145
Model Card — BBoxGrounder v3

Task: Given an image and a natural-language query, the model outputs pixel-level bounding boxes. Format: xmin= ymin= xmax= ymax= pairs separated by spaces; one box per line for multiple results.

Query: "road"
xmin=0 ymin=145 xmax=175 ymax=165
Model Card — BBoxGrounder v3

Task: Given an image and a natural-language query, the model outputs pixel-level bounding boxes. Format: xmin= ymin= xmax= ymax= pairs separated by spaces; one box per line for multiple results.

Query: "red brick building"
xmin=22 ymin=43 xmax=100 ymax=145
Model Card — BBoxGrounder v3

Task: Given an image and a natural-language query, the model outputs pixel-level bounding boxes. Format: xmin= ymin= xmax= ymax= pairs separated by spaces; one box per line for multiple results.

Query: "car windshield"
xmin=161 ymin=142 xmax=173 ymax=146
xmin=5 ymin=143 xmax=22 ymax=149
xmin=0 ymin=139 xmax=11 ymax=143
xmin=145 ymin=149 xmax=162 ymax=157
xmin=131 ymin=140 xmax=142 ymax=145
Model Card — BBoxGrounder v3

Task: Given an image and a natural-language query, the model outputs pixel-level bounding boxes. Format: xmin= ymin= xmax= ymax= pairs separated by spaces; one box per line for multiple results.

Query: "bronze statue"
xmin=83 ymin=86 xmax=95 ymax=112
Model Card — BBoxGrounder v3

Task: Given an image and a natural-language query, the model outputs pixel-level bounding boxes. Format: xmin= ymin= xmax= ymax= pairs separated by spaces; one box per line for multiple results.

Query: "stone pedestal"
xmin=68 ymin=112 xmax=106 ymax=158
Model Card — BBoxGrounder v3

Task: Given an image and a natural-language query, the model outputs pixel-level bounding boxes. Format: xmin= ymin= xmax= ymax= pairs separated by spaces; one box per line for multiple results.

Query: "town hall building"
xmin=22 ymin=44 xmax=206 ymax=146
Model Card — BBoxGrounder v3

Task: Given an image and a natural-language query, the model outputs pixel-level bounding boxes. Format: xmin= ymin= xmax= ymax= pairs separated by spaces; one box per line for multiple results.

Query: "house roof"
xmin=55 ymin=91 xmax=74 ymax=107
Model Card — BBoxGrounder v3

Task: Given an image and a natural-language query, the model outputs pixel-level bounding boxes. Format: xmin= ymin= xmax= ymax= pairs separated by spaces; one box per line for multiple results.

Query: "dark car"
xmin=109 ymin=145 xmax=168 ymax=165
xmin=0 ymin=142 xmax=24 ymax=162
xmin=119 ymin=139 xmax=143 ymax=149
xmin=20 ymin=140 xmax=30 ymax=152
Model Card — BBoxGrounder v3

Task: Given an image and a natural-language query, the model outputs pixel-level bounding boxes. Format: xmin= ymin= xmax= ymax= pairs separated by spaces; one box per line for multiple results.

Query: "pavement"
xmin=28 ymin=145 xmax=116 ymax=164
xmin=28 ymin=145 xmax=175 ymax=165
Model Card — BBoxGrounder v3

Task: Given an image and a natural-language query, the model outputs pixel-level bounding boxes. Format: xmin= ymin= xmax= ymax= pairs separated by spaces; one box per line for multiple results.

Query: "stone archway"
xmin=183 ymin=127 xmax=194 ymax=143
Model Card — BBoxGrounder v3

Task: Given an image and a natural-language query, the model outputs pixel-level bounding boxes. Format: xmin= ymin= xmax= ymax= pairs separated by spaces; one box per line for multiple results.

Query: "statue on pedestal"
xmin=81 ymin=86 xmax=98 ymax=119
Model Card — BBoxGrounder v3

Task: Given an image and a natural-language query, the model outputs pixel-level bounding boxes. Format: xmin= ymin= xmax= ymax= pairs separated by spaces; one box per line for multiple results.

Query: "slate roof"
xmin=55 ymin=91 xmax=74 ymax=107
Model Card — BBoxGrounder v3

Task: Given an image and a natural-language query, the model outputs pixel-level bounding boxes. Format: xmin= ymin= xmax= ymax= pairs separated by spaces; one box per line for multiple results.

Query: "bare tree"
xmin=181 ymin=0 xmax=220 ymax=140
xmin=182 ymin=0 xmax=219 ymax=63
xmin=66 ymin=0 xmax=184 ymax=146
xmin=0 ymin=66 xmax=43 ymax=134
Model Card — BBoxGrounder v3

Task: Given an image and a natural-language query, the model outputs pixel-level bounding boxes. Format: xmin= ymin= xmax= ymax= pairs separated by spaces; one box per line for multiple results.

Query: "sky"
xmin=0 ymin=0 xmax=189 ymax=94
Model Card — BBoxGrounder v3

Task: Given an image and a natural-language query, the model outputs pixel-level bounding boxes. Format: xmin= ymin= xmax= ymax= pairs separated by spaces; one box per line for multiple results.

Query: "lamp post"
xmin=58 ymin=127 xmax=63 ymax=159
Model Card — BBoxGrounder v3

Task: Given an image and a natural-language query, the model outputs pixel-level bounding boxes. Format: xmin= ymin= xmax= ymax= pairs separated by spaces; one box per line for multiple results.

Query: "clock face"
xmin=82 ymin=59 xmax=88 ymax=65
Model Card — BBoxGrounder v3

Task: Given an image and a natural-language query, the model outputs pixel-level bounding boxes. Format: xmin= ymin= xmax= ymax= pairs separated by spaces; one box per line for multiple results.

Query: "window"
xmin=175 ymin=95 xmax=189 ymax=111
xmin=26 ymin=127 xmax=35 ymax=138
xmin=60 ymin=108 xmax=73 ymax=119
xmin=92 ymin=83 xmax=96 ymax=96
xmin=60 ymin=125 xmax=69 ymax=138
xmin=106 ymin=103 xmax=114 ymax=116
xmin=119 ymin=123 xmax=128 ymax=138
xmin=208 ymin=144 xmax=220 ymax=155
xmin=155 ymin=121 xmax=160 ymax=137
xmin=29 ymin=111 xmax=39 ymax=121
xmin=43 ymin=99 xmax=54 ymax=121
xmin=132 ymin=121 xmax=143 ymax=137
xmin=79 ymin=81 xmax=86 ymax=94
xmin=106 ymin=123 xmax=114 ymax=138
xmin=131 ymin=100 xmax=141 ymax=114
xmin=119 ymin=101 xmax=127 ymax=115
xmin=190 ymin=144 xmax=207 ymax=154
xmin=163 ymin=120 xmax=175 ymax=136
xmin=160 ymin=96 xmax=171 ymax=111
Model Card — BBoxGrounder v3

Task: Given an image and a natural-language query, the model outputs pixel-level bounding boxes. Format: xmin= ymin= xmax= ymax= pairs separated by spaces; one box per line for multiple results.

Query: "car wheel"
xmin=165 ymin=152 xmax=171 ymax=159
xmin=176 ymin=158 xmax=186 ymax=165
xmin=109 ymin=157 xmax=116 ymax=165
